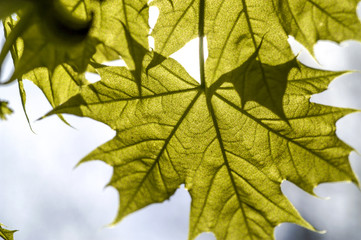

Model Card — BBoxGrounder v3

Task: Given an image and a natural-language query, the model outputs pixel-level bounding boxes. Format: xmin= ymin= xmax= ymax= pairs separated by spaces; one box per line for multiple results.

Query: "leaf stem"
xmin=199 ymin=0 xmax=205 ymax=88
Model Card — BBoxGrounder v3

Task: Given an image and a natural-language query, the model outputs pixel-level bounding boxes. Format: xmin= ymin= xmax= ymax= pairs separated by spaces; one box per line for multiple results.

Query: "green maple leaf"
xmin=0 ymin=224 xmax=16 ymax=240
xmin=48 ymin=53 xmax=357 ymax=239
xmin=44 ymin=0 xmax=360 ymax=239
xmin=4 ymin=0 xmax=360 ymax=239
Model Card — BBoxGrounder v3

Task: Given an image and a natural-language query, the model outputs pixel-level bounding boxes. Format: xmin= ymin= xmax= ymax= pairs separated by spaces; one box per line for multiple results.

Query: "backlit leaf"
xmin=49 ymin=54 xmax=357 ymax=239
xmin=151 ymin=0 xmax=199 ymax=58
xmin=211 ymin=44 xmax=298 ymax=121
xmin=3 ymin=0 xmax=361 ymax=239
xmin=24 ymin=64 xmax=87 ymax=124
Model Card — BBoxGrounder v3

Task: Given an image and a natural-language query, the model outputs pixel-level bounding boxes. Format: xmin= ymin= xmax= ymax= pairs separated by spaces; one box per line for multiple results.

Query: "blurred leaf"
xmin=1 ymin=0 xmax=150 ymax=118
xmin=3 ymin=11 xmax=96 ymax=83
xmin=0 ymin=224 xmax=16 ymax=240
xmin=0 ymin=0 xmax=97 ymax=83
xmin=3 ymin=18 xmax=86 ymax=124
xmin=0 ymin=0 xmax=29 ymax=20
xmin=0 ymin=100 xmax=13 ymax=120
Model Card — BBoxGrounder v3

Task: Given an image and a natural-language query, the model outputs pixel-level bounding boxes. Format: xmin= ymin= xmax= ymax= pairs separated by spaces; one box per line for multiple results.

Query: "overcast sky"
xmin=1 ymin=6 xmax=361 ymax=240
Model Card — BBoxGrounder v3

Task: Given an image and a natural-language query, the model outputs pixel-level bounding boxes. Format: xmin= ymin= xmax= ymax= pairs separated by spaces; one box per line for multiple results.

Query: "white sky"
xmin=1 ymin=5 xmax=361 ymax=240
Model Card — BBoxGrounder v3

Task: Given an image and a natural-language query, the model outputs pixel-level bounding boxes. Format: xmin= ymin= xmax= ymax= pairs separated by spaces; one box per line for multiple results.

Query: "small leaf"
xmin=0 ymin=224 xmax=16 ymax=240
xmin=3 ymin=18 xmax=86 ymax=123
xmin=0 ymin=100 xmax=13 ymax=120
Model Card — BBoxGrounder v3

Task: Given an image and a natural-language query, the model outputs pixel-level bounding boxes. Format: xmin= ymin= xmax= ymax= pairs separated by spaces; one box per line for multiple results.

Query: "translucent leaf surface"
xmin=24 ymin=64 xmax=87 ymax=110
xmin=49 ymin=54 xmax=357 ymax=239
xmin=3 ymin=0 xmax=361 ymax=239
xmin=273 ymin=0 xmax=361 ymax=54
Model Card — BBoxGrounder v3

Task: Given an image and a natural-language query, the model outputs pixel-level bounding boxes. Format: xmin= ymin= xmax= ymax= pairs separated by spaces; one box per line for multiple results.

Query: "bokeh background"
xmin=1 ymin=4 xmax=361 ymax=240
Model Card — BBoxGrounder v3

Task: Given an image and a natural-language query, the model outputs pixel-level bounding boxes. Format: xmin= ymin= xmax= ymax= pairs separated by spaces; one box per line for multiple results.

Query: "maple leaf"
xmin=43 ymin=0 xmax=361 ymax=239
xmin=47 ymin=51 xmax=357 ymax=239
xmin=3 ymin=0 xmax=360 ymax=239
xmin=0 ymin=224 xmax=16 ymax=240
xmin=0 ymin=100 xmax=13 ymax=120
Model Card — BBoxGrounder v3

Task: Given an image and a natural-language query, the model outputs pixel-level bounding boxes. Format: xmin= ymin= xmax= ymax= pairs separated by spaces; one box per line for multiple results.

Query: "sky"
xmin=1 ymin=5 xmax=361 ymax=240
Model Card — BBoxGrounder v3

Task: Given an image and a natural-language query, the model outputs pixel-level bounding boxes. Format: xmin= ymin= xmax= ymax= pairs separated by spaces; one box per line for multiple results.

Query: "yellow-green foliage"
xmin=2 ymin=0 xmax=361 ymax=239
